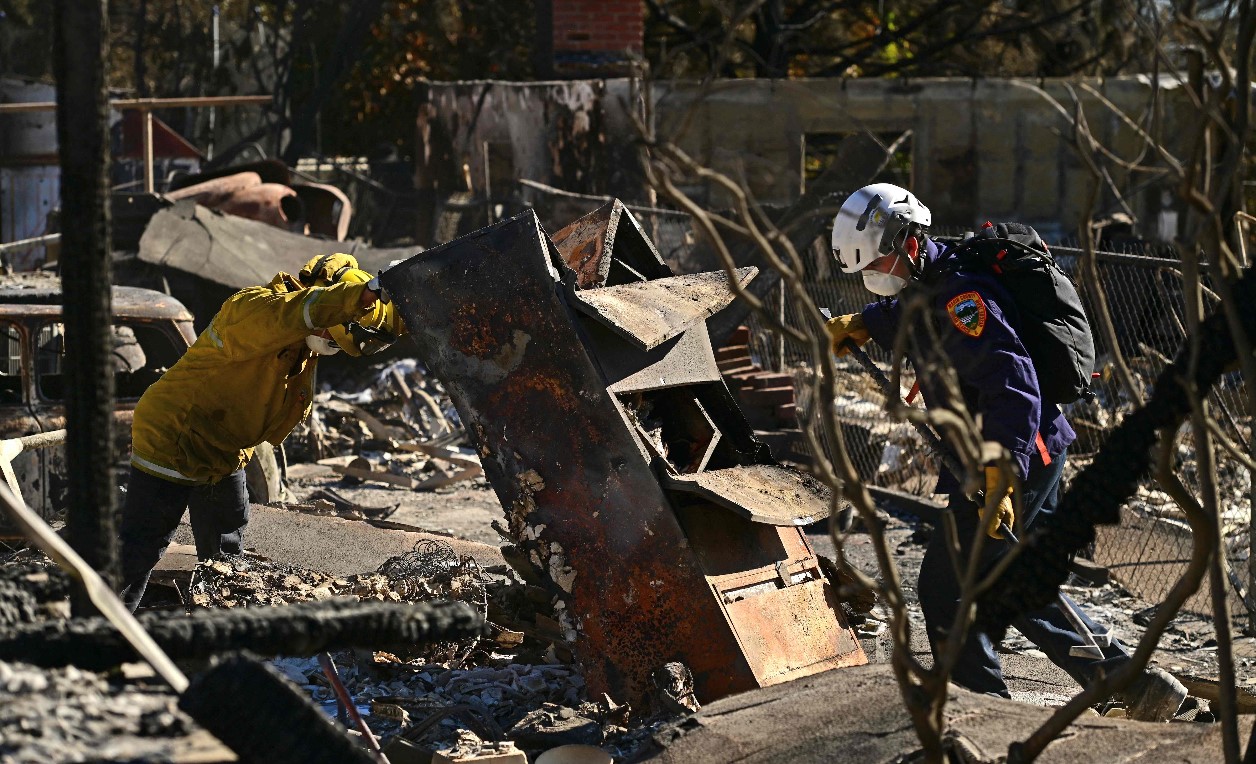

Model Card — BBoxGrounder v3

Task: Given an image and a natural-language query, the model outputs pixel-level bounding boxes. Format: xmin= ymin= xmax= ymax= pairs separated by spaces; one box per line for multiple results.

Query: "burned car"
xmin=0 ymin=282 xmax=195 ymax=526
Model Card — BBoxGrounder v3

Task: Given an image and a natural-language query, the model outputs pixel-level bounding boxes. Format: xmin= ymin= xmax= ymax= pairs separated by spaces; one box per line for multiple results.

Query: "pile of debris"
xmin=270 ymin=652 xmax=657 ymax=759
xmin=188 ymin=541 xmax=679 ymax=758
xmin=279 ymin=358 xmax=486 ymax=498
xmin=189 ymin=539 xmax=496 ymax=663
xmin=0 ymin=661 xmax=204 ymax=762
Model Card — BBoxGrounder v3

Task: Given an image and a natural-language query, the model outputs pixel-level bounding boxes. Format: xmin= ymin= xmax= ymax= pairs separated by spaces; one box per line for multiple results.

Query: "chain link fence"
xmin=514 ymin=180 xmax=1253 ymax=631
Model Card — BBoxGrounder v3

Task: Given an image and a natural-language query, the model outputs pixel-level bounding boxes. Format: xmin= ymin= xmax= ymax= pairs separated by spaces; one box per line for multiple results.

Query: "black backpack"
xmin=939 ymin=222 xmax=1096 ymax=404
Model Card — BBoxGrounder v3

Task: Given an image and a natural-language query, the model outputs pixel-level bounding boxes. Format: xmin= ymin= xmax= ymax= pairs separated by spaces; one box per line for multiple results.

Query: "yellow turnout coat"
xmin=130 ymin=271 xmax=373 ymax=484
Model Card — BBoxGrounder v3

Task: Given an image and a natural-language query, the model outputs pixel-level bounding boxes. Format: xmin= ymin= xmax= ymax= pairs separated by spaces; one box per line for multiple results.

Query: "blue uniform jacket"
xmin=860 ymin=237 xmax=1076 ymax=493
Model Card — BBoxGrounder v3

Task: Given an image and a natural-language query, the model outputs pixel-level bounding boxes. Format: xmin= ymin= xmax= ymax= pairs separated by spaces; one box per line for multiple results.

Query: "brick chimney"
xmin=536 ymin=0 xmax=643 ymax=78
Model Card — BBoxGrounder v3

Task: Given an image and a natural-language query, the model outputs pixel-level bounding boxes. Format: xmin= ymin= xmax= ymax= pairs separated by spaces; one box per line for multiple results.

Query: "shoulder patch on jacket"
xmin=946 ymin=291 xmax=987 ymax=337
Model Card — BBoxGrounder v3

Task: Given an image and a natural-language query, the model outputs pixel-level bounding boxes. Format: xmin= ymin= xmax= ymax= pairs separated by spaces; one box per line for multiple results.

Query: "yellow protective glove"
xmin=982 ymin=465 xmax=1015 ymax=540
xmin=826 ymin=313 xmax=871 ymax=357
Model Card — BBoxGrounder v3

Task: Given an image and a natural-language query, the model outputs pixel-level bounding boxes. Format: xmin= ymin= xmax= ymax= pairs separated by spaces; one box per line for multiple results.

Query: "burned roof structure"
xmin=383 ymin=200 xmax=865 ymax=709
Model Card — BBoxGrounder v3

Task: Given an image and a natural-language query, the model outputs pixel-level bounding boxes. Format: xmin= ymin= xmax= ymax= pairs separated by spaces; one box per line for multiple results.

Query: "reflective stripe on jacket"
xmin=131 ymin=272 xmax=372 ymax=484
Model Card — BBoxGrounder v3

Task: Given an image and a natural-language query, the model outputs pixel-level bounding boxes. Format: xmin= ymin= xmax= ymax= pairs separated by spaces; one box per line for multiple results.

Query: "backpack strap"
xmin=1035 ymin=431 xmax=1052 ymax=466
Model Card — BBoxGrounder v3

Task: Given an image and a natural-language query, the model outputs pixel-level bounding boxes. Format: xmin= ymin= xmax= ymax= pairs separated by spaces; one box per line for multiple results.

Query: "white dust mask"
xmin=305 ymin=334 xmax=341 ymax=356
xmin=862 ymin=269 xmax=908 ymax=296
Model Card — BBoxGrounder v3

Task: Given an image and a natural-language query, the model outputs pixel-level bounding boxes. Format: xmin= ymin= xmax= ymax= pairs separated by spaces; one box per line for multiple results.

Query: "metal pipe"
xmin=142 ymin=109 xmax=155 ymax=194
xmin=0 ymin=95 xmax=273 ymax=113
xmin=0 ymin=233 xmax=61 ymax=254
xmin=317 ymin=653 xmax=389 ymax=764
xmin=208 ymin=5 xmax=220 ymax=161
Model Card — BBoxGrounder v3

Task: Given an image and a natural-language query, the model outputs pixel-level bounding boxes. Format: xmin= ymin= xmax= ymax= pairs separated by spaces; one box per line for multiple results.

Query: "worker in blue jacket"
xmin=824 ymin=183 xmax=1186 ymax=721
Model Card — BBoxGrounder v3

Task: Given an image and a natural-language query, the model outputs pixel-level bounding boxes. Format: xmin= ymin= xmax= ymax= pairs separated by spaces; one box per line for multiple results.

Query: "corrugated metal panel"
xmin=0 ymin=166 xmax=60 ymax=271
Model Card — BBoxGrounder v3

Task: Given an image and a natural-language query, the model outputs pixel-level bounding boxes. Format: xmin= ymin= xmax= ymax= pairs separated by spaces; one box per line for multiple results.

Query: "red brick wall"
xmin=552 ymin=0 xmax=643 ymax=55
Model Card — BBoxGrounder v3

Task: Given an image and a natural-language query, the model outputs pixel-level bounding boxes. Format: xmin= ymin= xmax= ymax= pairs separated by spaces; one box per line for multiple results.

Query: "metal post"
xmin=482 ymin=140 xmax=493 ymax=225
xmin=208 ymin=5 xmax=220 ymax=160
xmin=142 ymin=108 xmax=155 ymax=193
xmin=777 ymin=277 xmax=786 ymax=371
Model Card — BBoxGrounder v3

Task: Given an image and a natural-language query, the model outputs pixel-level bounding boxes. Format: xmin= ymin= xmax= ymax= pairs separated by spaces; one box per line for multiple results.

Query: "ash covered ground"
xmin=0 ymin=354 xmax=1248 ymax=761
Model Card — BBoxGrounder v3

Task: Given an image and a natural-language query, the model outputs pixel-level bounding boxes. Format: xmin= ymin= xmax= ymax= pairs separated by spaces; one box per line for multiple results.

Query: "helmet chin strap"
xmin=904 ymin=235 xmax=924 ymax=278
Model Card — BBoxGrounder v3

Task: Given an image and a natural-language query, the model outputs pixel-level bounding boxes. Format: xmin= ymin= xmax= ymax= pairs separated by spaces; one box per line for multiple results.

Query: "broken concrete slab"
xmin=647 ymin=663 xmax=1224 ymax=763
xmin=167 ymin=505 xmax=504 ymax=578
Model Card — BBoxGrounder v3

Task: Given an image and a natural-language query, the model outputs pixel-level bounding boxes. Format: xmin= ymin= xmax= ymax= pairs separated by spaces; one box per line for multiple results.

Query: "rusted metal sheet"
xmin=164 ymin=171 xmax=263 ymax=207
xmin=382 ymin=211 xmax=744 ymax=706
xmin=718 ymin=570 xmax=866 ymax=682
xmin=550 ymin=200 xmax=614 ymax=288
xmin=209 ymin=182 xmax=300 ymax=230
xmin=383 ymin=205 xmax=864 ymax=710
xmin=294 ymin=182 xmax=352 ymax=242
xmin=550 ymin=198 xmax=671 ymax=288
xmin=660 ymin=464 xmax=832 ymax=526
xmin=570 ymin=268 xmax=757 ymax=351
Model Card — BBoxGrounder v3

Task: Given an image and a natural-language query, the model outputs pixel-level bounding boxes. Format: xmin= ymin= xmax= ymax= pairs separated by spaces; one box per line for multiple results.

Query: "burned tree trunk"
xmin=52 ymin=0 xmax=117 ymax=607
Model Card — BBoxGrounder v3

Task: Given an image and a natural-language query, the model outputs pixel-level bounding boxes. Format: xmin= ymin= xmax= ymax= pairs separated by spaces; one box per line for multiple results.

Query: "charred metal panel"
xmin=550 ymin=198 xmax=672 ymax=288
xmin=382 ymin=211 xmax=752 ymax=705
xmin=717 ymin=569 xmax=865 ymax=682
xmin=550 ymin=201 xmax=615 ymax=288
xmin=596 ymin=322 xmax=721 ymax=394
xmin=660 ymin=465 xmax=831 ymax=526
xmin=569 ymin=268 xmax=757 ymax=351
xmin=384 ymin=204 xmax=864 ymax=709
xmin=138 ymin=202 xmax=414 ymax=290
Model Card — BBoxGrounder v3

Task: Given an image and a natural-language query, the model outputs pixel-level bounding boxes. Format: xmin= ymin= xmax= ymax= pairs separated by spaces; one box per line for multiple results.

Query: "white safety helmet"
xmin=831 ymin=183 xmax=932 ymax=274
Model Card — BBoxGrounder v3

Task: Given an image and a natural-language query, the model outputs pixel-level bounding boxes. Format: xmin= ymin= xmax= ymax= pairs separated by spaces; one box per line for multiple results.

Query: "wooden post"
xmin=52 ymin=0 xmax=117 ymax=611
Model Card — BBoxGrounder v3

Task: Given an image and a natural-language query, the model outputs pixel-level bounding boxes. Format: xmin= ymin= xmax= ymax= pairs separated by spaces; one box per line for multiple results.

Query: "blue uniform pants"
xmin=918 ymin=454 xmax=1130 ymax=697
xmin=117 ymin=466 xmax=249 ymax=611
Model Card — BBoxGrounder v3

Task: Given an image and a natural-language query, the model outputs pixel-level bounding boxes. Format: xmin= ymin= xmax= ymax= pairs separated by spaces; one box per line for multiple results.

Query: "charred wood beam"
xmin=52 ymin=0 xmax=117 ymax=608
xmin=0 ymin=598 xmax=485 ymax=670
xmin=975 ymin=264 xmax=1256 ymax=635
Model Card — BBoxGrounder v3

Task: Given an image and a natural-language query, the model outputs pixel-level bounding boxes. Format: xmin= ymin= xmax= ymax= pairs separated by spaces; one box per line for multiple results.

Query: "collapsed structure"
xmin=383 ymin=200 xmax=865 ymax=708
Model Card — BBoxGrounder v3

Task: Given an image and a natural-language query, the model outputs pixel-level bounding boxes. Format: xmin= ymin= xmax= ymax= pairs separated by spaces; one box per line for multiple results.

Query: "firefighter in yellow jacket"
xmin=118 ymin=253 xmax=405 ymax=610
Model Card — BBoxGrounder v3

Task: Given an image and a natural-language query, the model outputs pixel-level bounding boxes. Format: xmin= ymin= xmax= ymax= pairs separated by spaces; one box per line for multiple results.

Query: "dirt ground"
xmin=813 ymin=506 xmax=1256 ymax=713
xmin=284 ymin=461 xmax=506 ymax=546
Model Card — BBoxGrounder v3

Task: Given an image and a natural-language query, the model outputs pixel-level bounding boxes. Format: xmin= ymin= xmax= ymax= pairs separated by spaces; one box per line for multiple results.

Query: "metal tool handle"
xmin=0 ymin=482 xmax=189 ymax=692
xmin=840 ymin=338 xmax=967 ymax=481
